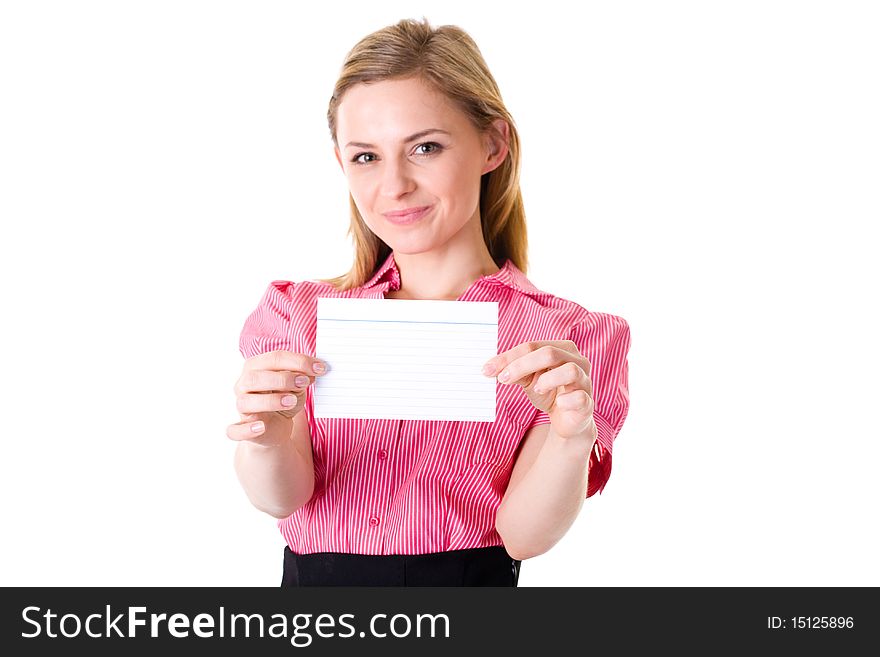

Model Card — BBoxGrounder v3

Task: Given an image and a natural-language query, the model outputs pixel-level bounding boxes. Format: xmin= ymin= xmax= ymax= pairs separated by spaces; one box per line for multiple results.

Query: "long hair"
xmin=318 ymin=17 xmax=529 ymax=290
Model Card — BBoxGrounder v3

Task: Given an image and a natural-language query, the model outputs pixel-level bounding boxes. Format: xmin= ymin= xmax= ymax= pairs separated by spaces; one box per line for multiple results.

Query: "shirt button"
xmin=369 ymin=516 xmax=380 ymax=527
xmin=377 ymin=449 xmax=388 ymax=461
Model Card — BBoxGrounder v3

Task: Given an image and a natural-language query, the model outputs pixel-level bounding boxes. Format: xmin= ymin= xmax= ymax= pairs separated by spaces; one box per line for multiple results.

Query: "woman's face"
xmin=334 ymin=77 xmax=506 ymax=256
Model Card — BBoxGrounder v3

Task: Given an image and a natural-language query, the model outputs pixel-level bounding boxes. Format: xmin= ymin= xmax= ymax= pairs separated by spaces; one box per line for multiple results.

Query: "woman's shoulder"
xmin=240 ymin=278 xmax=348 ymax=359
xmin=263 ymin=277 xmax=343 ymax=301
xmin=509 ymin=283 xmax=625 ymax=329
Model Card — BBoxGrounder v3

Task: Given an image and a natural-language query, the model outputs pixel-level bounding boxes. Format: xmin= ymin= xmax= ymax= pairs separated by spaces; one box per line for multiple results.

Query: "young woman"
xmin=227 ymin=18 xmax=631 ymax=586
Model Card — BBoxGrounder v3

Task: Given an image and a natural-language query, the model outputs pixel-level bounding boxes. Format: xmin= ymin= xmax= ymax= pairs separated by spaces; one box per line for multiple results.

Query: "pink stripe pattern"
xmin=239 ymin=252 xmax=631 ymax=555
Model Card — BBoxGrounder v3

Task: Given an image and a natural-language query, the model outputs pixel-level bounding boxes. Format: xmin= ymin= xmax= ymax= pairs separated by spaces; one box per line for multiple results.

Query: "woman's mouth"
xmin=382 ymin=205 xmax=433 ymax=225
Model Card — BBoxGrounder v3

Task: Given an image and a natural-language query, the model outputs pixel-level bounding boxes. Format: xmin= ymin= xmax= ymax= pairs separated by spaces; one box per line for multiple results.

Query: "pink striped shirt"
xmin=239 ymin=251 xmax=631 ymax=555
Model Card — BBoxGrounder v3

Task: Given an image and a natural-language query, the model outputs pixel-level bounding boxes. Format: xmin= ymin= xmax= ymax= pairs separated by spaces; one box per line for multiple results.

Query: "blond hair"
xmin=318 ymin=17 xmax=530 ymax=290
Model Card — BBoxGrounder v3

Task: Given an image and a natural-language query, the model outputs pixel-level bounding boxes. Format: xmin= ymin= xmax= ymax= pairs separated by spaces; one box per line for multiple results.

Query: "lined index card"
xmin=314 ymin=297 xmax=498 ymax=421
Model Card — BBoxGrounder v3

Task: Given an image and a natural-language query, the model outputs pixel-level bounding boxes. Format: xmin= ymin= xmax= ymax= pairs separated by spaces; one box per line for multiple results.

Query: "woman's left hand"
xmin=483 ymin=341 xmax=596 ymax=441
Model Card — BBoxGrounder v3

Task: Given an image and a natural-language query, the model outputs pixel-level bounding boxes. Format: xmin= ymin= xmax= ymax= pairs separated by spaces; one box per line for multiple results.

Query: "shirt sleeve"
xmin=239 ymin=280 xmax=298 ymax=359
xmin=527 ymin=313 xmax=631 ymax=498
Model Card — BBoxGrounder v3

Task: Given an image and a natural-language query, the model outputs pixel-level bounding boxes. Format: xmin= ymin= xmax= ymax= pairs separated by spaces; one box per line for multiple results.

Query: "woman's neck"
xmin=387 ymin=250 xmax=500 ymax=301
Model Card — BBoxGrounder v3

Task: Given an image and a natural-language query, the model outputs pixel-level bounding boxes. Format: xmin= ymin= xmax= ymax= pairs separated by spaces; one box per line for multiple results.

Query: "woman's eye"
xmin=415 ymin=142 xmax=441 ymax=155
xmin=352 ymin=152 xmax=376 ymax=165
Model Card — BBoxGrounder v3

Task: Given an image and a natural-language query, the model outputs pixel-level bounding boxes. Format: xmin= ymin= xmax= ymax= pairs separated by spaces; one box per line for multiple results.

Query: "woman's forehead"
xmin=337 ymin=79 xmax=467 ymax=140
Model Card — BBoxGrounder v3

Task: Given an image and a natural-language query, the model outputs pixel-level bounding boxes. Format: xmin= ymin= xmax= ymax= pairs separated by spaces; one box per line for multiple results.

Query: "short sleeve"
xmin=527 ymin=313 xmax=631 ymax=498
xmin=238 ymin=280 xmax=298 ymax=359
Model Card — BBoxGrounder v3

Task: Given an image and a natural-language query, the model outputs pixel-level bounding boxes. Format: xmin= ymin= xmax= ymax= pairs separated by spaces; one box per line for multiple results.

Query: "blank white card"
xmin=314 ymin=297 xmax=498 ymax=421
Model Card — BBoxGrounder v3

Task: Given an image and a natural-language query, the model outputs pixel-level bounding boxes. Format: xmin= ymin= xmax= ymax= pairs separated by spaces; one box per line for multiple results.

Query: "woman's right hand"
xmin=226 ymin=350 xmax=328 ymax=444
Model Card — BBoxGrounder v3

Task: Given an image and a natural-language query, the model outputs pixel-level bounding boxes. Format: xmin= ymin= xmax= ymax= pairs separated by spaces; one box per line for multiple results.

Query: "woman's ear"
xmin=481 ymin=119 xmax=510 ymax=175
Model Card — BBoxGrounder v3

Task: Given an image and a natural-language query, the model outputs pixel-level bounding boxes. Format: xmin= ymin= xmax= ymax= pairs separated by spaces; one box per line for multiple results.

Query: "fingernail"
xmin=251 ymin=421 xmax=265 ymax=433
xmin=294 ymin=375 xmax=309 ymax=387
xmin=313 ymin=362 xmax=326 ymax=374
xmin=482 ymin=362 xmax=495 ymax=376
xmin=281 ymin=395 xmax=296 ymax=406
xmin=498 ymin=370 xmax=510 ymax=383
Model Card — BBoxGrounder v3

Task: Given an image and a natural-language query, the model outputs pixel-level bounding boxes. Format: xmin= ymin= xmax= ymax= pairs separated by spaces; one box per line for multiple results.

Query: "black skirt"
xmin=281 ymin=545 xmax=521 ymax=587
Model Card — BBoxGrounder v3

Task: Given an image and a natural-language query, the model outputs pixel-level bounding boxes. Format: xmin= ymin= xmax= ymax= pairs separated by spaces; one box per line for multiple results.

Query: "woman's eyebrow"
xmin=344 ymin=128 xmax=451 ymax=150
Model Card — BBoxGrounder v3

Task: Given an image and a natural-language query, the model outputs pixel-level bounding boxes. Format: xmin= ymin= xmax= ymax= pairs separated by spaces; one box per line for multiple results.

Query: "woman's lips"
xmin=382 ymin=205 xmax=433 ymax=225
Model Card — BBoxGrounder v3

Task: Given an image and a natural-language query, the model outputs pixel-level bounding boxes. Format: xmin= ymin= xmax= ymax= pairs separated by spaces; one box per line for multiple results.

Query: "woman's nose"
xmin=379 ymin=159 xmax=416 ymax=198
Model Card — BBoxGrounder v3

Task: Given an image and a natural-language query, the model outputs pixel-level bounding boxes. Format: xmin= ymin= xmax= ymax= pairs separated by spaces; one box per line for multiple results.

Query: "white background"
xmin=1 ymin=1 xmax=877 ymax=586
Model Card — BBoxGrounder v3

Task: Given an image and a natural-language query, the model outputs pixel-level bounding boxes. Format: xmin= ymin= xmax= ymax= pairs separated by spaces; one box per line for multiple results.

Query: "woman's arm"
xmin=495 ymin=422 xmax=595 ymax=560
xmin=233 ymin=410 xmax=315 ymax=519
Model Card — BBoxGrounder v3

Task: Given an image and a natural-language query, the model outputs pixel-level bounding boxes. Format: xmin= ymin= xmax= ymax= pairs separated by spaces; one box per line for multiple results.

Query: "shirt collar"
xmin=363 ymin=251 xmax=542 ymax=296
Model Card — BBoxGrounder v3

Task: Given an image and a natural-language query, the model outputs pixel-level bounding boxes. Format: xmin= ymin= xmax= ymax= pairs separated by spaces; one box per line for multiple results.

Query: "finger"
xmin=483 ymin=340 xmax=579 ymax=379
xmin=482 ymin=341 xmax=541 ymax=377
xmin=236 ymin=391 xmax=303 ymax=416
xmin=533 ymin=361 xmax=590 ymax=394
xmin=245 ymin=350 xmax=329 ymax=376
xmin=235 ymin=369 xmax=312 ymax=396
xmin=494 ymin=345 xmax=575 ymax=387
xmin=226 ymin=419 xmax=267 ymax=441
